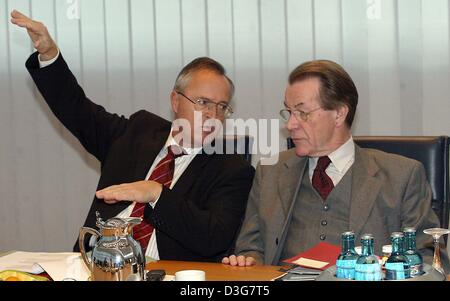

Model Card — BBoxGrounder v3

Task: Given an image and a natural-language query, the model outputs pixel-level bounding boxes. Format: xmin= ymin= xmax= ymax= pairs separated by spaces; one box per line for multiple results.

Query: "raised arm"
xmin=11 ymin=9 xmax=129 ymax=162
xmin=10 ymin=10 xmax=58 ymax=61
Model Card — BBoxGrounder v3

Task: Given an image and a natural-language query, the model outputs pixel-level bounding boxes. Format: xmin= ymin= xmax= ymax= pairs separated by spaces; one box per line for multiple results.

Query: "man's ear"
xmin=335 ymin=104 xmax=349 ymax=128
xmin=170 ymin=90 xmax=179 ymax=114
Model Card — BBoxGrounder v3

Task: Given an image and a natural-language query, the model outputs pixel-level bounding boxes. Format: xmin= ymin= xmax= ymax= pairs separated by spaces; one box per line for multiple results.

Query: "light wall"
xmin=1 ymin=0 xmax=449 ymax=253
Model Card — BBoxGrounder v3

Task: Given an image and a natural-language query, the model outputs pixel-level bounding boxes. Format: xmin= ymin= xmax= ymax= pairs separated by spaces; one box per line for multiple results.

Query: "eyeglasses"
xmin=176 ymin=91 xmax=233 ymax=118
xmin=279 ymin=107 xmax=323 ymax=122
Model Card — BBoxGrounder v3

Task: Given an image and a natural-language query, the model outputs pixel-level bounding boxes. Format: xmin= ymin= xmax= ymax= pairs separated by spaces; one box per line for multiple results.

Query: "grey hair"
xmin=174 ymin=57 xmax=235 ymax=99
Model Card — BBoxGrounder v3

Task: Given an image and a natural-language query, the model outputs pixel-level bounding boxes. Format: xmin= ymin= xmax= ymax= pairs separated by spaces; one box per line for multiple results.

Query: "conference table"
xmin=146 ymin=260 xmax=285 ymax=281
xmin=146 ymin=260 xmax=450 ymax=281
xmin=1 ymin=251 xmax=449 ymax=281
xmin=0 ymin=251 xmax=284 ymax=281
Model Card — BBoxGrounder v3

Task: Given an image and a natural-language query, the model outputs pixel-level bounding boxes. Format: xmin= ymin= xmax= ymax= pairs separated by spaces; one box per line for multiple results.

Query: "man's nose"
xmin=204 ymin=105 xmax=217 ymax=119
xmin=285 ymin=113 xmax=299 ymax=131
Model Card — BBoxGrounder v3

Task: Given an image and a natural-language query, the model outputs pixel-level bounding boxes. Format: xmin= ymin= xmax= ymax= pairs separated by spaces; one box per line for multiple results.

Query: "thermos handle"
xmin=79 ymin=227 xmax=101 ymax=269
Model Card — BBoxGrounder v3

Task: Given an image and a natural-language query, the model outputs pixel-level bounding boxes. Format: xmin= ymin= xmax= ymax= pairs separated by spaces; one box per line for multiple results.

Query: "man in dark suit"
xmin=11 ymin=10 xmax=254 ymax=262
xmin=223 ymin=59 xmax=449 ymax=273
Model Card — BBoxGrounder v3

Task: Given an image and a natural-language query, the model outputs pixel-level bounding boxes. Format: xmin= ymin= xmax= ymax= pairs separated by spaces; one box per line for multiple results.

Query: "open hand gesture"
xmin=10 ymin=10 xmax=58 ymax=61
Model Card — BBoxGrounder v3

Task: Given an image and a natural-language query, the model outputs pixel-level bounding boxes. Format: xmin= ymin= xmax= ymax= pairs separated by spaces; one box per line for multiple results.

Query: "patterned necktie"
xmin=312 ymin=156 xmax=334 ymax=200
xmin=130 ymin=146 xmax=183 ymax=253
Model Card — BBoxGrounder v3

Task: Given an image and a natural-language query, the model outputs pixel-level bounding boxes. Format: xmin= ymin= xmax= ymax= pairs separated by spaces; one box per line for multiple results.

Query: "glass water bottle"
xmin=336 ymin=231 xmax=359 ymax=279
xmin=403 ymin=227 xmax=424 ymax=277
xmin=354 ymin=234 xmax=382 ymax=281
xmin=385 ymin=232 xmax=410 ymax=280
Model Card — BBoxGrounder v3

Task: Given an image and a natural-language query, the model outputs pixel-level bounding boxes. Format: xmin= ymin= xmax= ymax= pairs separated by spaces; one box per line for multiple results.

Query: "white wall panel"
xmin=232 ymin=0 xmax=262 ymax=120
xmin=181 ymin=0 xmax=208 ymax=64
xmin=154 ymin=0 xmax=182 ymax=119
xmin=0 ymin=0 xmax=17 ymax=250
xmin=260 ymin=0 xmax=287 ymax=118
xmin=341 ymin=0 xmax=370 ymax=135
xmin=314 ymin=0 xmax=343 ymax=62
xmin=422 ymin=0 xmax=450 ymax=136
xmin=30 ymin=0 xmax=69 ymax=252
xmin=104 ymin=0 xmax=133 ymax=117
xmin=6 ymin=0 xmax=43 ymax=250
xmin=397 ymin=0 xmax=423 ymax=135
xmin=207 ymin=0 xmax=235 ymax=79
xmin=55 ymin=0 xmax=96 ymax=251
xmin=130 ymin=0 xmax=159 ymax=114
xmin=367 ymin=0 xmax=401 ymax=135
xmin=286 ymin=0 xmax=315 ymax=71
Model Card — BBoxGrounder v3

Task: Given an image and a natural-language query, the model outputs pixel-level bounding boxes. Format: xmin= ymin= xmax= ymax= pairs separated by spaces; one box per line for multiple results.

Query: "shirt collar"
xmin=164 ymin=128 xmax=203 ymax=156
xmin=327 ymin=136 xmax=355 ymax=173
xmin=309 ymin=136 xmax=355 ymax=173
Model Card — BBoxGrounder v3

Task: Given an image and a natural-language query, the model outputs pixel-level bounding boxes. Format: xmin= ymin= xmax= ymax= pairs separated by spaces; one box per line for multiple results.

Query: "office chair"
xmin=214 ymin=135 xmax=253 ymax=163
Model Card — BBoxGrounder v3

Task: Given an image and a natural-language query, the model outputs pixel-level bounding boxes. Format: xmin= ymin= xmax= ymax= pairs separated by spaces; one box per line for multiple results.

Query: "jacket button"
xmin=275 ymin=238 xmax=279 ymax=245
xmin=323 ymin=204 xmax=329 ymax=211
xmin=321 ymin=220 xmax=328 ymax=226
xmin=320 ymin=234 xmax=326 ymax=240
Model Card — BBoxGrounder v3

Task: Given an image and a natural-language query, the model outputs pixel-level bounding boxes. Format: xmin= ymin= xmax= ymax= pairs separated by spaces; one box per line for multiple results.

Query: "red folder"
xmin=282 ymin=242 xmax=341 ymax=270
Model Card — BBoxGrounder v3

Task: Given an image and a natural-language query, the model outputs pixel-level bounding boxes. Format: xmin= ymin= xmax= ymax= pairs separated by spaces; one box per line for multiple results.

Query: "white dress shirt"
xmin=38 ymin=50 xmax=60 ymax=68
xmin=308 ymin=137 xmax=355 ymax=187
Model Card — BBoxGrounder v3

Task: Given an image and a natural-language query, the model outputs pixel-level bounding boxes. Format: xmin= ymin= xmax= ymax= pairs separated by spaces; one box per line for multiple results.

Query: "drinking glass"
xmin=423 ymin=228 xmax=450 ymax=275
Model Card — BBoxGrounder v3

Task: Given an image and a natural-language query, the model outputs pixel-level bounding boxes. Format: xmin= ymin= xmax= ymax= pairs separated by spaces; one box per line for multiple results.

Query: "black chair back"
xmin=213 ymin=135 xmax=253 ymax=163
xmin=287 ymin=136 xmax=450 ymax=229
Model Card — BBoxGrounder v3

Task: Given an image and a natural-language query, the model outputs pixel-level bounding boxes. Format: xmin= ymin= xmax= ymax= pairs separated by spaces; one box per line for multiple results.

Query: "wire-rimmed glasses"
xmin=279 ymin=107 xmax=322 ymax=122
xmin=176 ymin=91 xmax=233 ymax=118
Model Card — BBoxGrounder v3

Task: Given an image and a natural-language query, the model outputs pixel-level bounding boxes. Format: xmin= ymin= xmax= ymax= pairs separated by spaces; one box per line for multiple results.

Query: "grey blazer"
xmin=235 ymin=146 xmax=449 ymax=270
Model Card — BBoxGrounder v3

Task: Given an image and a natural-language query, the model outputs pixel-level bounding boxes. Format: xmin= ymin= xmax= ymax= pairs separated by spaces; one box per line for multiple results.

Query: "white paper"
xmin=0 ymin=251 xmax=90 ymax=281
xmin=0 ymin=252 xmax=44 ymax=273
xmin=292 ymin=257 xmax=329 ymax=269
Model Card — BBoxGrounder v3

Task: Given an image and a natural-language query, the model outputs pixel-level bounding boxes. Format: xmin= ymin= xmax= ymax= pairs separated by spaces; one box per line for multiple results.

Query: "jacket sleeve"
xmin=26 ymin=51 xmax=128 ymax=163
xmin=144 ymin=162 xmax=255 ymax=258
xmin=233 ymin=162 xmax=265 ymax=264
xmin=401 ymin=161 xmax=450 ymax=273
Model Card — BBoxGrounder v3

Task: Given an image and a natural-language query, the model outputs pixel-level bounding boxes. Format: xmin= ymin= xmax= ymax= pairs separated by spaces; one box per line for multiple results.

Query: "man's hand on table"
xmin=222 ymin=255 xmax=257 ymax=267
xmin=96 ymin=181 xmax=163 ymax=204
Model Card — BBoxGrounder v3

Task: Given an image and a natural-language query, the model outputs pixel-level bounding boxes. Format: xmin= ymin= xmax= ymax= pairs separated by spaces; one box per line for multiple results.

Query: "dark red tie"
xmin=130 ymin=146 xmax=183 ymax=253
xmin=312 ymin=156 xmax=334 ymax=200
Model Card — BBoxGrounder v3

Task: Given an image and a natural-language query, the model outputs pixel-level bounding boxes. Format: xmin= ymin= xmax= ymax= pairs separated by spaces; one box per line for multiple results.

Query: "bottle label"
xmin=336 ymin=259 xmax=357 ymax=279
xmin=409 ymin=264 xmax=423 ymax=277
xmin=354 ymin=263 xmax=382 ymax=281
xmin=385 ymin=262 xmax=409 ymax=280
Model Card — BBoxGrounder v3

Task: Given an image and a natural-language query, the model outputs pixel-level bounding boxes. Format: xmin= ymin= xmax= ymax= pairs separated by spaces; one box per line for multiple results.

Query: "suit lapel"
xmin=277 ymin=154 xmax=307 ymax=218
xmin=268 ymin=153 xmax=307 ymax=264
xmin=171 ymin=152 xmax=213 ymax=194
xmin=349 ymin=146 xmax=381 ymax=238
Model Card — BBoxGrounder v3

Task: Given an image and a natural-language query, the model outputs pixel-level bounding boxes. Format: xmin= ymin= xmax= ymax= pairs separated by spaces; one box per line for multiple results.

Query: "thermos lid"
xmin=94 ymin=211 xmax=142 ymax=236
xmin=103 ymin=217 xmax=128 ymax=229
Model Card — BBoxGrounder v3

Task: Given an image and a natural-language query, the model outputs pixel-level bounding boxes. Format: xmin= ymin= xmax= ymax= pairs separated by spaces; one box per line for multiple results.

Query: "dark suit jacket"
xmin=26 ymin=52 xmax=255 ymax=262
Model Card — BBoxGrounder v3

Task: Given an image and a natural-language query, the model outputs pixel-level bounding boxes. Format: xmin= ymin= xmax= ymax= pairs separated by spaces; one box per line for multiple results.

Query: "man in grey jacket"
xmin=223 ymin=60 xmax=449 ymax=272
